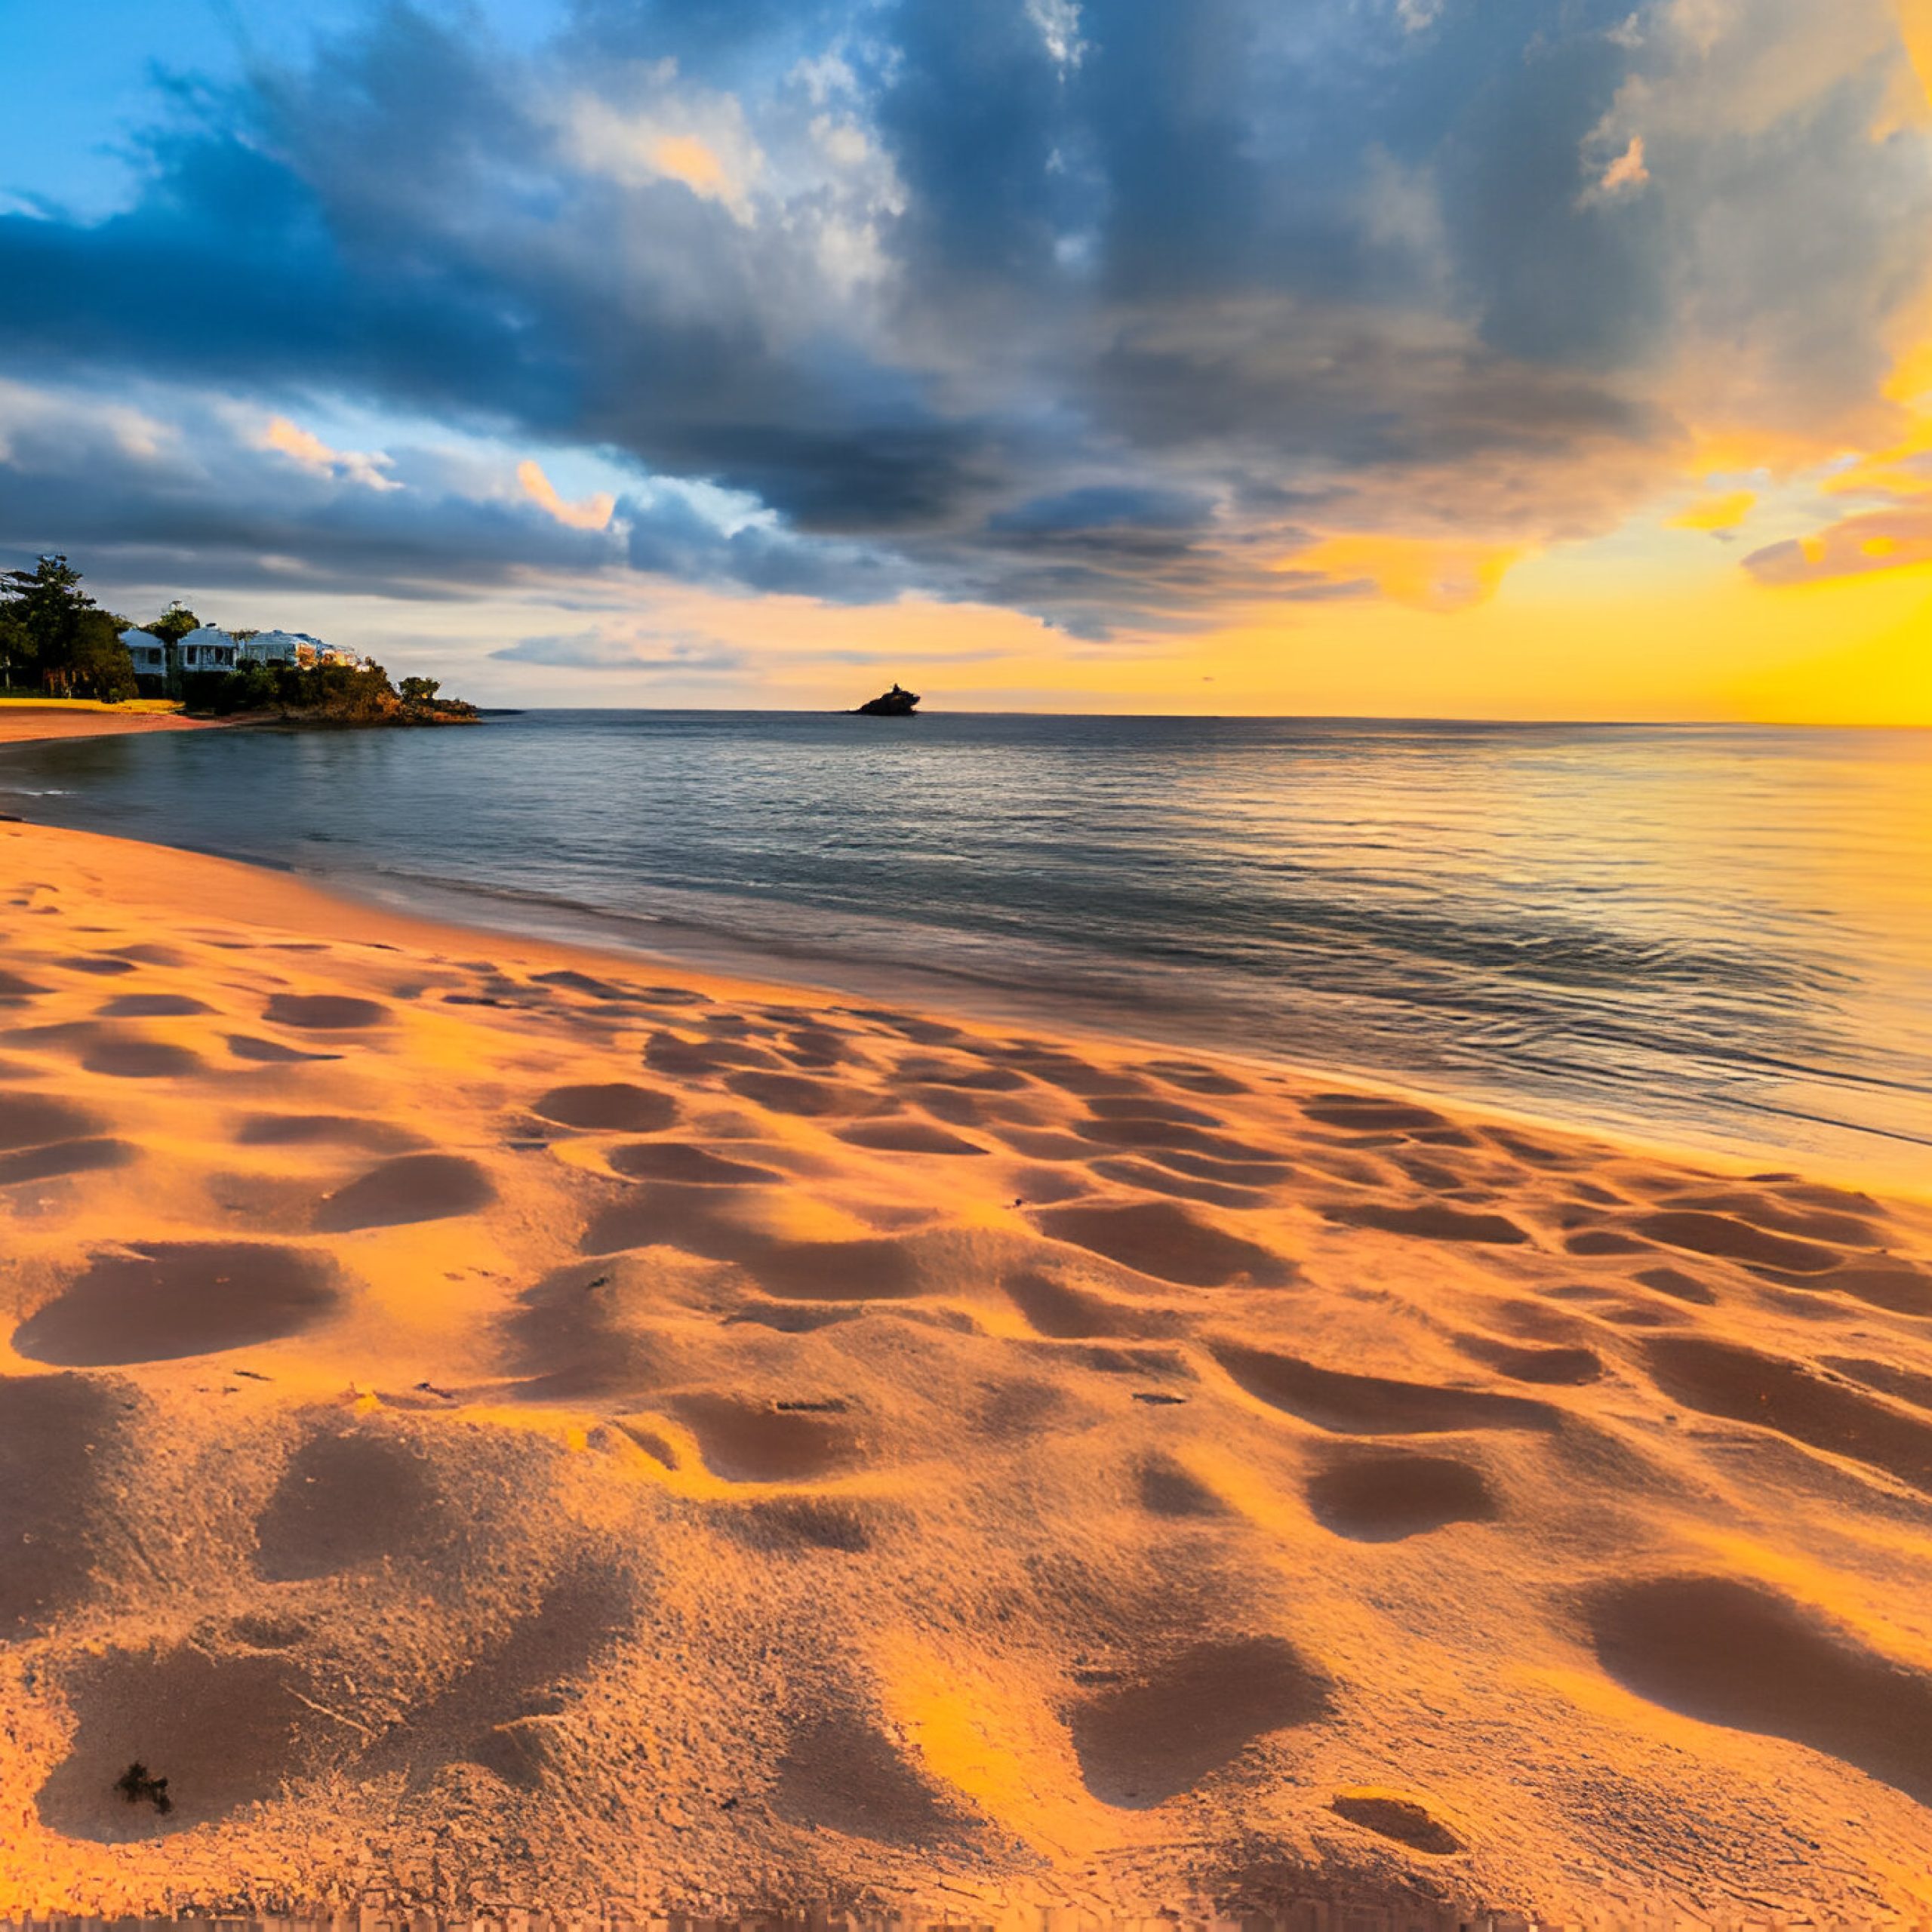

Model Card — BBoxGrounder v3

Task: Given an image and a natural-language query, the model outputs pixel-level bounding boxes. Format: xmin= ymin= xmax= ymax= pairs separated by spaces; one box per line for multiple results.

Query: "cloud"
xmin=262 ymin=415 xmax=401 ymax=491
xmin=563 ymin=81 xmax=765 ymax=224
xmin=1744 ymin=507 xmax=1932 ymax=585
xmin=518 ymin=459 xmax=615 ymax=531
xmin=1669 ymin=488 xmax=1755 ymax=534
xmin=0 ymin=0 xmax=1926 ymax=647
xmin=491 ymin=626 xmax=746 ymax=670
xmin=1598 ymin=134 xmax=1649 ymax=195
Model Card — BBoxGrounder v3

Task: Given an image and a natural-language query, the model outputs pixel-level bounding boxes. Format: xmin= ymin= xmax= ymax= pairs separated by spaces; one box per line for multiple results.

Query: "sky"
xmin=2 ymin=0 xmax=1930 ymax=721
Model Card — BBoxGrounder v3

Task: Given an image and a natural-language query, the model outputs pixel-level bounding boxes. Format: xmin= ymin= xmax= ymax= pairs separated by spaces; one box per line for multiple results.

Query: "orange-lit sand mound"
xmin=1 ymin=820 xmax=1930 ymax=1921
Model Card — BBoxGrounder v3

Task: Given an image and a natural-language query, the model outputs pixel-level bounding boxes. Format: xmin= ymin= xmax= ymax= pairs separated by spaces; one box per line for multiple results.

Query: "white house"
xmin=235 ymin=629 xmax=312 ymax=666
xmin=118 ymin=629 xmax=169 ymax=680
xmin=175 ymin=625 xmax=238 ymax=672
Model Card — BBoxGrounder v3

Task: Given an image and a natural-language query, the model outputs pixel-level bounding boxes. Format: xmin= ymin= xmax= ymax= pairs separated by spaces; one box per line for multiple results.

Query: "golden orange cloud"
xmin=518 ymin=460 xmax=617 ymax=532
xmin=1669 ymin=490 xmax=1757 ymax=534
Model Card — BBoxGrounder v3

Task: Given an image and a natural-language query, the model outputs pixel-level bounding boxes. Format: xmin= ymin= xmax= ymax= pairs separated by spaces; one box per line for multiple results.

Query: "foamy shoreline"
xmin=1 ymin=814 xmax=1930 ymax=1921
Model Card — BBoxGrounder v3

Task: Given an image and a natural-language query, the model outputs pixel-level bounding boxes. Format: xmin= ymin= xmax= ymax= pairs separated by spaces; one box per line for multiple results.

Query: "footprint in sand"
xmin=1632 ymin=1264 xmax=1717 ymax=1306
xmin=1564 ymin=1229 xmax=1654 ymax=1256
xmin=1140 ymin=1059 xmax=1251 ymax=1096
xmin=254 ymin=1424 xmax=443 ymax=1581
xmin=1589 ymin=1575 xmax=1932 ymax=1806
xmin=234 ymin=1113 xmax=427 ymax=1152
xmin=368 ymin=1561 xmax=639 ymax=1790
xmin=773 ymin=1711 xmax=973 ymax=1844
xmin=753 ymin=1237 xmax=922 ymax=1303
xmin=605 ymin=1141 xmax=783 ymax=1185
xmin=836 ymin=1118 xmax=989 ymax=1155
xmin=1825 ymin=1357 xmax=1932 ymax=1414
xmin=0 ymin=1136 xmax=137 ymax=1184
xmin=1457 ymin=1334 xmax=1603 ymax=1386
xmin=1640 ymin=1335 xmax=1932 ymax=1494
xmin=1005 ymin=1269 xmax=1168 ymax=1340
xmin=726 ymin=1494 xmax=876 ymax=1553
xmin=1035 ymin=1200 xmax=1294 ymax=1289
xmin=1091 ymin=1157 xmax=1269 ymax=1211
xmin=35 ymin=1644 xmax=337 ymax=1839
xmin=1330 ymin=1789 xmax=1465 ymax=1854
xmin=0 ymin=1088 xmax=134 ymax=1185
xmin=530 ymin=1082 xmax=678 ymax=1133
xmin=1325 ymin=1201 xmax=1531 ymax=1246
xmin=1667 ymin=1186 xmax=1886 ymax=1248
xmin=312 ymin=1152 xmax=495 ymax=1232
xmin=1302 ymin=1097 xmax=1452 ymax=1134
xmin=501 ymin=1259 xmax=658 ymax=1402
xmin=95 ymin=994 xmax=214 ymax=1019
xmin=723 ymin=1069 xmax=850 ymax=1116
xmin=1630 ymin=1209 xmax=1844 ymax=1275
xmin=1073 ymin=1114 xmax=1284 ymax=1168
xmin=79 ymin=1035 xmax=205 ymax=1079
xmin=1215 ymin=1343 xmax=1556 ymax=1434
xmin=1137 ymin=1457 xmax=1228 ymax=1518
xmin=1069 ymin=1635 xmax=1331 ymax=1807
xmin=671 ymin=1394 xmax=860 ymax=1482
xmin=14 ymin=1241 xmax=344 ymax=1365
xmin=0 ymin=1091 xmax=106 ymax=1151
xmin=644 ymin=1031 xmax=783 ymax=1077
xmin=580 ymin=1180 xmax=774 ymax=1263
xmin=1780 ymin=1260 xmax=1932 ymax=1318
xmin=1306 ymin=1451 xmax=1497 ymax=1541
xmin=263 ymin=993 xmax=390 ymax=1031
xmin=226 ymin=1034 xmax=341 ymax=1063
xmin=0 ymin=1374 xmax=128 ymax=1635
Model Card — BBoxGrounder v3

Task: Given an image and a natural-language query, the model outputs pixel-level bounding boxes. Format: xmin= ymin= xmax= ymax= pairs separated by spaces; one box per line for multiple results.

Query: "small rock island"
xmin=852 ymin=682 xmax=921 ymax=715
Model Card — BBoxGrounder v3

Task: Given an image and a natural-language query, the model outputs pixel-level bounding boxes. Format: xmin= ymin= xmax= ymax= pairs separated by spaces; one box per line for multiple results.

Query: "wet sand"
xmin=1 ymin=817 xmax=1930 ymax=1922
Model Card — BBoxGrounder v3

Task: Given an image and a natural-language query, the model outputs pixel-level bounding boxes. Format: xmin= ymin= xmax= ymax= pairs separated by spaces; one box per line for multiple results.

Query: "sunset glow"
xmin=2 ymin=0 xmax=1928 ymax=719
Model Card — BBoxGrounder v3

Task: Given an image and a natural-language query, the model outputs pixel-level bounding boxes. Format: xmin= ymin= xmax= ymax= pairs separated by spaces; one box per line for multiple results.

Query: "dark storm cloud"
xmin=0 ymin=0 xmax=1927 ymax=632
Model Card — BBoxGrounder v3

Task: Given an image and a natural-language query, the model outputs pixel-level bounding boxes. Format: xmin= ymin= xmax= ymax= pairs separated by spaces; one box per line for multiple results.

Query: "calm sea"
xmin=5 ymin=712 xmax=1927 ymax=1189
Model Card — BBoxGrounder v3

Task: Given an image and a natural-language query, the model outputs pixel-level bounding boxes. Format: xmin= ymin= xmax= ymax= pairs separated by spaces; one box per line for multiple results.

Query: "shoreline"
xmin=0 ymin=702 xmax=242 ymax=748
xmin=11 ymin=788 xmax=1928 ymax=1208
xmin=0 ymin=814 xmax=1930 ymax=1916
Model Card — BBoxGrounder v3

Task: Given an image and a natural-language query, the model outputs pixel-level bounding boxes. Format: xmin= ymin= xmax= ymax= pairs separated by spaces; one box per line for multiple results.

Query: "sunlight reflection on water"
xmin=6 ymin=712 xmax=1927 ymax=1189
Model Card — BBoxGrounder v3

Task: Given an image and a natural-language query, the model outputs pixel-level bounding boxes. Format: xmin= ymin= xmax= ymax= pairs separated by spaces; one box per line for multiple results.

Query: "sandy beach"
xmin=0 ymin=810 xmax=1929 ymax=1923
xmin=0 ymin=703 xmax=234 ymax=749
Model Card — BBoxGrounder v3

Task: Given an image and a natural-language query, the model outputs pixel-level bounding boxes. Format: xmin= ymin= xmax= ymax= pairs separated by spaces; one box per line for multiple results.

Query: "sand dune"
xmin=1 ymin=820 xmax=1930 ymax=1921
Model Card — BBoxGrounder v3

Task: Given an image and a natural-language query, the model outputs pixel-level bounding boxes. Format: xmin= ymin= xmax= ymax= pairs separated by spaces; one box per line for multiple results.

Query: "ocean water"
xmin=4 ymin=711 xmax=1928 ymax=1189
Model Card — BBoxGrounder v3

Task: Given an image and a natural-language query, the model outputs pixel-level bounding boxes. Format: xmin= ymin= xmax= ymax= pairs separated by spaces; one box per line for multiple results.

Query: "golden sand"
xmin=0 ymin=817 xmax=1929 ymax=1921
xmin=0 ymin=703 xmax=232 ymax=747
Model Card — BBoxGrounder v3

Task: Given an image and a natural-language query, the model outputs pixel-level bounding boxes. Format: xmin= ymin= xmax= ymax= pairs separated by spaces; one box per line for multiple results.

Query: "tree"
xmin=143 ymin=601 xmax=201 ymax=647
xmin=1 ymin=554 xmax=97 ymax=697
xmin=68 ymin=611 xmax=137 ymax=702
xmin=0 ymin=606 xmax=28 ymax=690
xmin=399 ymin=676 xmax=441 ymax=703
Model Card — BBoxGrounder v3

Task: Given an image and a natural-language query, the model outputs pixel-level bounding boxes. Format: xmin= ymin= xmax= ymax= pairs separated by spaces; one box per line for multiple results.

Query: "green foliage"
xmin=143 ymin=601 xmax=201 ymax=648
xmin=398 ymin=675 xmax=441 ymax=703
xmin=183 ymin=659 xmax=401 ymax=719
xmin=0 ymin=554 xmax=135 ymax=699
xmin=70 ymin=610 xmax=137 ymax=702
xmin=0 ymin=606 xmax=28 ymax=687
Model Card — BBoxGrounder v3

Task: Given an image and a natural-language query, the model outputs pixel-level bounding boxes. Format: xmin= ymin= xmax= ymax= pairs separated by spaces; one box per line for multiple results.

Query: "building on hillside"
xmin=175 ymin=626 xmax=238 ymax=673
xmin=117 ymin=621 xmax=361 ymax=697
xmin=118 ymin=629 xmax=170 ymax=692
xmin=235 ymin=629 xmax=318 ymax=667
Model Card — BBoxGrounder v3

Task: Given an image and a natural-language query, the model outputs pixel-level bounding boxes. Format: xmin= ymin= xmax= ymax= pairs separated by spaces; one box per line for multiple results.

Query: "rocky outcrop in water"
xmin=853 ymin=683 xmax=920 ymax=715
